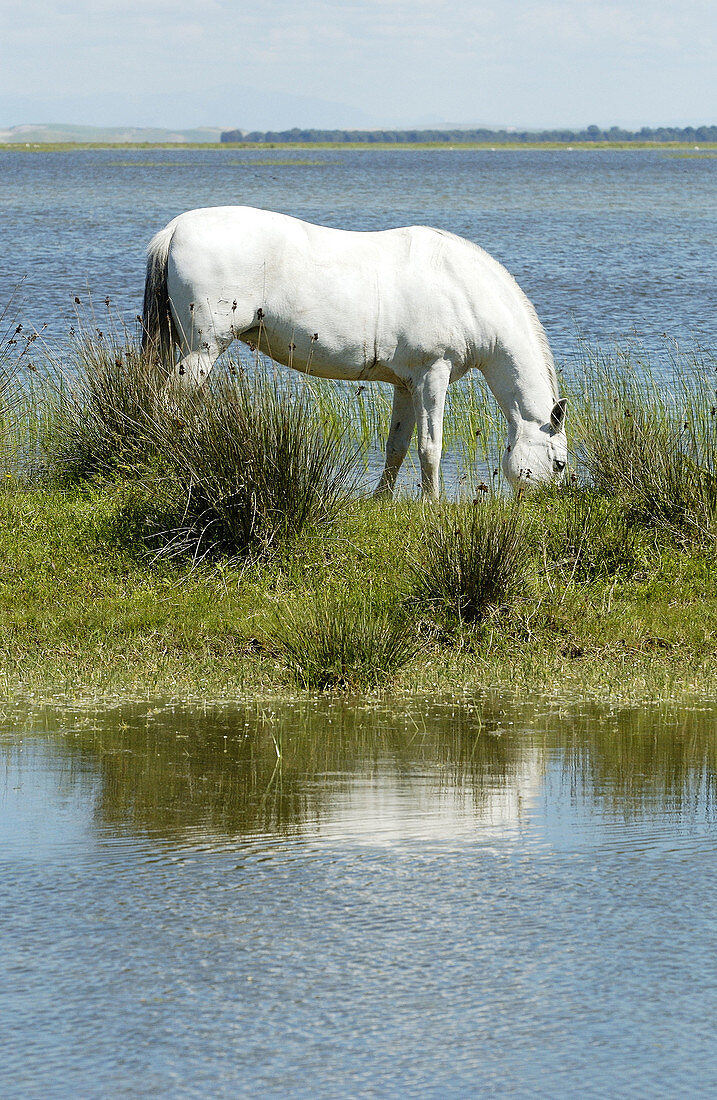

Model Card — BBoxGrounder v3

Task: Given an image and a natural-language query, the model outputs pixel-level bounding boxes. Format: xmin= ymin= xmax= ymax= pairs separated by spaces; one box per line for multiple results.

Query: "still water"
xmin=3 ymin=697 xmax=717 ymax=1097
xmin=2 ymin=147 xmax=715 ymax=363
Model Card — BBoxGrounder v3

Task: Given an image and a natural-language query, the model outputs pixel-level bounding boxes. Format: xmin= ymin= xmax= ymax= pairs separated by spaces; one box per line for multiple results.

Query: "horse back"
xmin=164 ymin=207 xmax=509 ymax=375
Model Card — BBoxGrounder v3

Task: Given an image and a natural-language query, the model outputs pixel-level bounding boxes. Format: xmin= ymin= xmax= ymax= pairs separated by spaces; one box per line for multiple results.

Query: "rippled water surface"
xmin=2 ymin=147 xmax=715 ymax=361
xmin=3 ymin=698 xmax=717 ymax=1097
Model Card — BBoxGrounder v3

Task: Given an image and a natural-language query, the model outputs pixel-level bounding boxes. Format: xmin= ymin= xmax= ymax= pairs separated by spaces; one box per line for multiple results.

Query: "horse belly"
xmin=250 ymin=315 xmax=402 ymax=385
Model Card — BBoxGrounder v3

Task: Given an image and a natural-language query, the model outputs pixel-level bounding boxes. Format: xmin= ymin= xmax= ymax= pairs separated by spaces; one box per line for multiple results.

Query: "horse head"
xmin=502 ymin=398 xmax=568 ymax=490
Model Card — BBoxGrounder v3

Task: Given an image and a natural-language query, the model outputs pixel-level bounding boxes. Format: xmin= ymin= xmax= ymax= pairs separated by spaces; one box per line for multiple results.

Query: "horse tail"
xmin=141 ymin=220 xmax=178 ymax=364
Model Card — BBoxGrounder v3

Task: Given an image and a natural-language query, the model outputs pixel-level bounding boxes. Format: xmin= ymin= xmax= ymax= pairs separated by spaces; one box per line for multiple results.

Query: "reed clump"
xmin=270 ymin=592 xmax=420 ymax=691
xmin=411 ymin=501 xmax=530 ymax=625
xmin=39 ymin=335 xmax=166 ymax=481
xmin=27 ymin=335 xmax=360 ymax=560
xmin=572 ymin=345 xmax=717 ymax=544
xmin=141 ymin=371 xmax=360 ymax=561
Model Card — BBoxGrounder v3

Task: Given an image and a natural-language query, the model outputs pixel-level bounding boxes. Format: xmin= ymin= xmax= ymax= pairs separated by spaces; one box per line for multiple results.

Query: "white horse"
xmin=142 ymin=206 xmax=567 ymax=497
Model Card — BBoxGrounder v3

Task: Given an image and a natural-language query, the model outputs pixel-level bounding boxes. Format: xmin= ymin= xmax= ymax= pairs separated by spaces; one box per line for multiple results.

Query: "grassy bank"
xmin=1 ymin=482 xmax=716 ymax=705
xmin=2 ymin=334 xmax=716 ymax=705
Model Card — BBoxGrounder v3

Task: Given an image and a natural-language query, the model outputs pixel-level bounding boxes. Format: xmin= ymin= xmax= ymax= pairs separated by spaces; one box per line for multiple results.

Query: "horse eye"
xmin=553 ymin=459 xmax=566 ymax=473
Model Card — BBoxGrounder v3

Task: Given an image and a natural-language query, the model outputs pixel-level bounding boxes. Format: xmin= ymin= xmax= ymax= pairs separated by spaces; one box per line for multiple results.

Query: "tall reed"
xmin=0 ymin=307 xmax=25 ymax=475
xmin=572 ymin=343 xmax=717 ymax=542
xmin=412 ymin=501 xmax=530 ymax=624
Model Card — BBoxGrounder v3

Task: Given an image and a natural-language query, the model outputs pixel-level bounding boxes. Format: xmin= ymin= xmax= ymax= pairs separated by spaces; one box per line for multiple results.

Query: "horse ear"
xmin=550 ymin=398 xmax=567 ymax=432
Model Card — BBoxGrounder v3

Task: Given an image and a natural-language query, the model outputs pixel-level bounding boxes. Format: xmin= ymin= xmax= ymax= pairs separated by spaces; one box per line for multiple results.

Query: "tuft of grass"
xmin=572 ymin=344 xmax=717 ymax=543
xmin=136 ymin=369 xmax=362 ymax=561
xmin=412 ymin=501 xmax=530 ymax=625
xmin=30 ymin=335 xmax=361 ymax=561
xmin=270 ymin=592 xmax=420 ymax=691
xmin=37 ymin=334 xmax=166 ymax=481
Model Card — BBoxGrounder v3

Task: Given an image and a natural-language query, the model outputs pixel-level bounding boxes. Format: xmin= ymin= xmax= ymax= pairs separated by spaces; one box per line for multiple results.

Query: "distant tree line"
xmin=221 ymin=124 xmax=716 ymax=144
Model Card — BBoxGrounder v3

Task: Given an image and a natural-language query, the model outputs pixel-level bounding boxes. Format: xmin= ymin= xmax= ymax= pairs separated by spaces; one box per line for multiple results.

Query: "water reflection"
xmin=5 ymin=697 xmax=716 ymax=847
xmin=3 ymin=697 xmax=717 ymax=1097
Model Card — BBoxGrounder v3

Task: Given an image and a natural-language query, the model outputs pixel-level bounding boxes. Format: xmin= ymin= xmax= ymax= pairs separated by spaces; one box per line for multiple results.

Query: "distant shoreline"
xmin=2 ymin=140 xmax=715 ymax=153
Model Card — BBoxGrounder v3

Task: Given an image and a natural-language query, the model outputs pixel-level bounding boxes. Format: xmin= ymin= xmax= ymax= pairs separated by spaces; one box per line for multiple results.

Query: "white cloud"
xmin=1 ymin=0 xmax=714 ymax=127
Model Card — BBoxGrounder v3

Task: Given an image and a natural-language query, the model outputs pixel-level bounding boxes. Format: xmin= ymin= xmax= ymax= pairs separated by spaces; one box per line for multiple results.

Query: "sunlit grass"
xmin=2 ymin=329 xmax=717 ymax=703
xmin=411 ymin=501 xmax=530 ymax=626
xmin=270 ymin=591 xmax=420 ymax=691
xmin=570 ymin=342 xmax=717 ymax=543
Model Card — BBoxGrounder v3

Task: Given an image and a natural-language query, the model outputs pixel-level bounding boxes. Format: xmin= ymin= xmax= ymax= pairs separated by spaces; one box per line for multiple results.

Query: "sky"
xmin=1 ymin=0 xmax=714 ymax=131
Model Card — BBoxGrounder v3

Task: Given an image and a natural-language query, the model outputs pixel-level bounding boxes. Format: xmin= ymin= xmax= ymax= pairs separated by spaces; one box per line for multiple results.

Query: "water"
xmin=3 ymin=697 xmax=717 ymax=1097
xmin=2 ymin=147 xmax=715 ymax=365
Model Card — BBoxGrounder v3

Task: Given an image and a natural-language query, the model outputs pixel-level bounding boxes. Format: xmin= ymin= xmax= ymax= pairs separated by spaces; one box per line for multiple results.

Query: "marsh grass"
xmin=20 ymin=334 xmax=360 ymax=560
xmin=270 ymin=592 xmax=420 ymax=691
xmin=534 ymin=485 xmax=643 ymax=583
xmin=572 ymin=343 xmax=717 ymax=543
xmin=0 ymin=306 xmax=27 ymax=475
xmin=132 ymin=370 xmax=362 ymax=561
xmin=37 ymin=334 xmax=167 ymax=481
xmin=412 ymin=501 xmax=530 ymax=625
xmin=8 ymin=327 xmax=717 ymax=702
xmin=2 ymin=475 xmax=717 ymax=703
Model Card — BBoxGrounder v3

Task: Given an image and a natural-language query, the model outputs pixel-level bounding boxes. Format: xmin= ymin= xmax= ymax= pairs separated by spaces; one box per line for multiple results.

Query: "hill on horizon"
xmin=0 ymin=123 xmax=225 ymax=144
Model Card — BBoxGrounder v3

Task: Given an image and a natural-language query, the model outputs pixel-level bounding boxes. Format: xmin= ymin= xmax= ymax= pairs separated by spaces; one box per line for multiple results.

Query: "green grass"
xmin=411 ymin=502 xmax=530 ymax=625
xmin=1 ymin=483 xmax=716 ymax=705
xmin=571 ymin=343 xmax=717 ymax=542
xmin=2 ymin=334 xmax=716 ymax=705
xmin=270 ymin=591 xmax=419 ymax=691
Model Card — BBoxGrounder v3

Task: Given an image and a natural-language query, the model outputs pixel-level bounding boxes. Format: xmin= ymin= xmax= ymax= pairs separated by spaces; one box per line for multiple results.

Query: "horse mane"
xmin=431 ymin=228 xmax=560 ymax=401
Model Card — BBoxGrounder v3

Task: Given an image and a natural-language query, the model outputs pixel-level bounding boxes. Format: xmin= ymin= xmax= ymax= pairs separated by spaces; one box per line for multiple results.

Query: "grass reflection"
xmin=14 ymin=698 xmax=717 ymax=843
xmin=558 ymin=706 xmax=717 ymax=815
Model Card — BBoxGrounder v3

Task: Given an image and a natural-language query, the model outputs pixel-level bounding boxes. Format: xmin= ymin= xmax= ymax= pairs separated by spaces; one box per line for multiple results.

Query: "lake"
xmin=2 ymin=147 xmax=715 ymax=367
xmin=2 ymin=696 xmax=717 ymax=1097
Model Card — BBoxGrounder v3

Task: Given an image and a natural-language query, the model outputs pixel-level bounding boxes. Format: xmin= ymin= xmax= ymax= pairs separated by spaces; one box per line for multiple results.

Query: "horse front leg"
xmin=373 ymin=384 xmax=416 ymax=498
xmin=412 ymin=361 xmax=451 ymax=500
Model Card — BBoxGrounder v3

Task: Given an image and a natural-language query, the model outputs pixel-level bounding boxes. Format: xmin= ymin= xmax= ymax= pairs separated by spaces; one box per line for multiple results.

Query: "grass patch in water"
xmin=2 ymin=334 xmax=717 ymax=703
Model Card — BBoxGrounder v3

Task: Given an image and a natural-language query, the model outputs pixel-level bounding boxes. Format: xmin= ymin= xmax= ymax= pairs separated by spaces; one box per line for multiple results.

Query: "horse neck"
xmin=479 ymin=338 xmax=557 ymax=434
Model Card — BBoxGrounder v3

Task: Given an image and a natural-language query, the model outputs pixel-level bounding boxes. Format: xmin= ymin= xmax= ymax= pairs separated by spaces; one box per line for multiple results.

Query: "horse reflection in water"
xmin=308 ymin=748 xmax=544 ymax=848
xmin=142 ymin=206 xmax=568 ymax=498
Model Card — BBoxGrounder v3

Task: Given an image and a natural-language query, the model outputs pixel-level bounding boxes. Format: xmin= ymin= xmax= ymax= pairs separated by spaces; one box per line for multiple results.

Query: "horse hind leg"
xmin=159 ymin=339 xmax=228 ymax=422
xmin=169 ymin=297 xmax=234 ymax=388
xmin=174 ymin=345 xmax=221 ymax=387
xmin=374 ymin=385 xmax=416 ymax=498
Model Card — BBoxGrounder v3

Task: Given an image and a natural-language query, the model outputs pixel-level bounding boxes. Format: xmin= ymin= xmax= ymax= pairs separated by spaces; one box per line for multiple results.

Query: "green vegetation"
xmin=411 ymin=502 xmax=530 ymax=625
xmin=222 ymin=124 xmax=717 ymax=145
xmin=1 ymin=334 xmax=716 ymax=705
xmin=272 ymin=592 xmax=419 ymax=691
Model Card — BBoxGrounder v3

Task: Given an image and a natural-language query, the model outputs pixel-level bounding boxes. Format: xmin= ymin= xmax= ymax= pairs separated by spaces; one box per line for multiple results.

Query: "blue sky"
xmin=1 ymin=0 xmax=714 ymax=130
